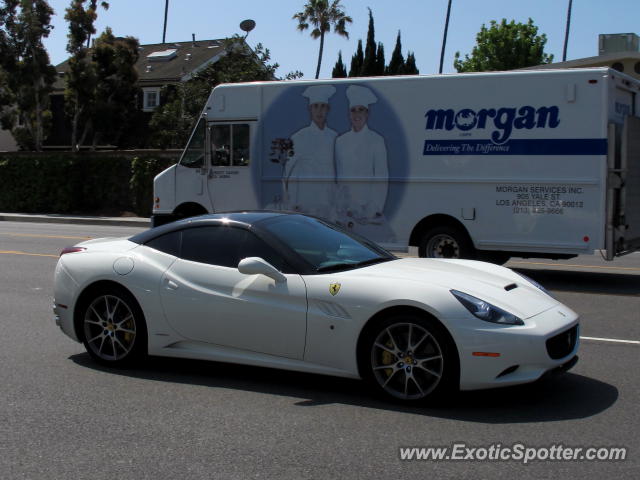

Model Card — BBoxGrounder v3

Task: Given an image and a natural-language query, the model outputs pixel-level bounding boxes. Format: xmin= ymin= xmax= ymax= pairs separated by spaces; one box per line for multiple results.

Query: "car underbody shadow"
xmin=69 ymin=353 xmax=617 ymax=424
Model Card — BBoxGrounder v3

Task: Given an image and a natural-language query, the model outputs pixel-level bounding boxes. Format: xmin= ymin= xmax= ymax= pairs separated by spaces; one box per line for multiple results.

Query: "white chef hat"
xmin=346 ymin=85 xmax=377 ymax=108
xmin=302 ymin=85 xmax=336 ymax=104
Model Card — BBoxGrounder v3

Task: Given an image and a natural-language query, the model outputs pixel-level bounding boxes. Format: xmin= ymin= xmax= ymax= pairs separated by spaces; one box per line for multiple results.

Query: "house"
xmin=528 ymin=33 xmax=640 ymax=81
xmin=45 ymin=37 xmax=230 ymax=148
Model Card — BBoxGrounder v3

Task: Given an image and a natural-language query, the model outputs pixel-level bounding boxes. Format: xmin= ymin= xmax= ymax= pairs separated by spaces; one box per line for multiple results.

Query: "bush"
xmin=0 ymin=152 xmax=177 ymax=216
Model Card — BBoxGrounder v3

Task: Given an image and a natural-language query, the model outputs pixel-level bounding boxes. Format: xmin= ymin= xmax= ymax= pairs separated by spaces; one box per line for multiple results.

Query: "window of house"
xmin=211 ymin=124 xmax=251 ymax=167
xmin=143 ymin=88 xmax=160 ymax=111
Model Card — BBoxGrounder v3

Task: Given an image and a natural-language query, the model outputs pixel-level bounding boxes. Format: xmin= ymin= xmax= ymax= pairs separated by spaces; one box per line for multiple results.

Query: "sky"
xmin=42 ymin=0 xmax=640 ymax=79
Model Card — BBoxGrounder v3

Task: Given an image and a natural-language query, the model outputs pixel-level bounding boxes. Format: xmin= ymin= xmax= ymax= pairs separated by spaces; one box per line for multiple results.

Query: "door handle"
xmin=166 ymin=280 xmax=179 ymax=290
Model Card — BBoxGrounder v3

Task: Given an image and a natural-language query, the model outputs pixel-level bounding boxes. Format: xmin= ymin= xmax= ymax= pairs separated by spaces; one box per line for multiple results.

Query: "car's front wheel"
xmin=360 ymin=315 xmax=458 ymax=403
xmin=79 ymin=286 xmax=147 ymax=366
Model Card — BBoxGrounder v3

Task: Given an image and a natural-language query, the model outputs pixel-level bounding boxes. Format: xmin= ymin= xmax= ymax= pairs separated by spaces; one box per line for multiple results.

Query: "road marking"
xmin=2 ymin=233 xmax=91 ymax=240
xmin=0 ymin=250 xmax=58 ymax=258
xmin=580 ymin=336 xmax=640 ymax=345
xmin=510 ymin=261 xmax=640 ymax=272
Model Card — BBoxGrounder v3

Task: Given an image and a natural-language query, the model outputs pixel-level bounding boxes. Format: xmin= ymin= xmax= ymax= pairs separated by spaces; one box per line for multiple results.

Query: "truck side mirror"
xmin=238 ymin=257 xmax=287 ymax=283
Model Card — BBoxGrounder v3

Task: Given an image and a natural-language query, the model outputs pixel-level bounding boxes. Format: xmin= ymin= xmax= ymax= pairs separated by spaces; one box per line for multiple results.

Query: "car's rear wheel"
xmin=361 ymin=315 xmax=458 ymax=403
xmin=80 ymin=286 xmax=147 ymax=366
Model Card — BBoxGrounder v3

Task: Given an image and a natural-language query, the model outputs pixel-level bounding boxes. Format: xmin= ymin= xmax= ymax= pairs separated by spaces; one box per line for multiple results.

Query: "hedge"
xmin=0 ymin=152 xmax=178 ymax=217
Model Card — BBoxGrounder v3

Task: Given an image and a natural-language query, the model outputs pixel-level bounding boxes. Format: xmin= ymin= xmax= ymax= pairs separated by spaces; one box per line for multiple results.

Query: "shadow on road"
xmin=70 ymin=353 xmax=617 ymax=424
xmin=513 ymin=268 xmax=640 ymax=296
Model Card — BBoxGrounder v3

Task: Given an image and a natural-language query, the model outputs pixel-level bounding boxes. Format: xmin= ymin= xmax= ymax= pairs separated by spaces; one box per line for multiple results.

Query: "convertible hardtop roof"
xmin=129 ymin=210 xmax=292 ymax=244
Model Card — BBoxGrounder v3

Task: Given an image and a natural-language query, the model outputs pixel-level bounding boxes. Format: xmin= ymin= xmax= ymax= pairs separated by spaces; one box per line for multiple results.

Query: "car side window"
xmin=240 ymin=230 xmax=286 ymax=272
xmin=180 ymin=226 xmax=244 ymax=267
xmin=145 ymin=231 xmax=181 ymax=256
xmin=179 ymin=226 xmax=288 ymax=271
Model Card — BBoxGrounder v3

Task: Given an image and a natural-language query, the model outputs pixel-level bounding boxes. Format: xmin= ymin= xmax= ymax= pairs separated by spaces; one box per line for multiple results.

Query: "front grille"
xmin=546 ymin=324 xmax=579 ymax=360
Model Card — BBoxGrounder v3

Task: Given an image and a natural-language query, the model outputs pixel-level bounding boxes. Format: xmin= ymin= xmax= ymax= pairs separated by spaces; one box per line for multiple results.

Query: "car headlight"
xmin=514 ymin=272 xmax=554 ymax=298
xmin=451 ymin=290 xmax=524 ymax=325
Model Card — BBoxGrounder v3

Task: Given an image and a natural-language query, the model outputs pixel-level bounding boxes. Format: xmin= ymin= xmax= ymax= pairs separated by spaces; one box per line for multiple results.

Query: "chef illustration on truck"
xmin=278 ymin=83 xmax=391 ymax=238
xmin=335 ymin=85 xmax=389 ymax=229
xmin=285 ymin=85 xmax=338 ymax=218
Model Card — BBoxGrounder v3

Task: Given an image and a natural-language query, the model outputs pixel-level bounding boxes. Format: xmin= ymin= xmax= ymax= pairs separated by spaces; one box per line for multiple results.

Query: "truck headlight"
xmin=451 ymin=290 xmax=524 ymax=325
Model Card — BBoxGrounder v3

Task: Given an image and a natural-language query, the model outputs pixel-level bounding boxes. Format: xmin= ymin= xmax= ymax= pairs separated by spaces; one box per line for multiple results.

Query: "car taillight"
xmin=60 ymin=246 xmax=86 ymax=256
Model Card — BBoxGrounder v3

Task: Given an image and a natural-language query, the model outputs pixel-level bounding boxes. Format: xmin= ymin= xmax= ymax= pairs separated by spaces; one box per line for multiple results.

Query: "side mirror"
xmin=238 ymin=257 xmax=287 ymax=283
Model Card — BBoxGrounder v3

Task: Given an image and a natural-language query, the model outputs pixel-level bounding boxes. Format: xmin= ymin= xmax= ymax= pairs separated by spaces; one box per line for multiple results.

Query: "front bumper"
xmin=451 ymin=302 xmax=580 ymax=391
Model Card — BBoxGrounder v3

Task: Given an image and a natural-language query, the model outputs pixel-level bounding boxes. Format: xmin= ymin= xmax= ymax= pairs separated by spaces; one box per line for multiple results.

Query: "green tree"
xmin=149 ymin=38 xmax=284 ymax=149
xmin=64 ymin=0 xmax=109 ymax=151
xmin=404 ymin=52 xmax=419 ymax=74
xmin=454 ymin=18 xmax=554 ymax=72
xmin=332 ymin=50 xmax=347 ymax=78
xmin=0 ymin=0 xmax=56 ymax=150
xmin=348 ymin=39 xmax=363 ymax=77
xmin=293 ymin=0 xmax=352 ymax=79
xmin=90 ymin=28 xmax=139 ymax=148
xmin=386 ymin=31 xmax=405 ymax=75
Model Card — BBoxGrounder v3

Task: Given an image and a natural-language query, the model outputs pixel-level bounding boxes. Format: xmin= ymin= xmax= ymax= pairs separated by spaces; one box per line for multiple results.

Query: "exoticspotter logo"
xmin=424 ymin=106 xmax=561 ymax=144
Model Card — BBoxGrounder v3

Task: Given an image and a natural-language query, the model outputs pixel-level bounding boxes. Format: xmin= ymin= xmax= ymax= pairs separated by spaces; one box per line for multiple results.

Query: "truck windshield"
xmin=257 ymin=215 xmax=395 ymax=273
xmin=180 ymin=119 xmax=205 ymax=168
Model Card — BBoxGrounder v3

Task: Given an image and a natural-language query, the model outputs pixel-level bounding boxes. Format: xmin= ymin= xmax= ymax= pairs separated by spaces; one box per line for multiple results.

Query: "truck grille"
xmin=546 ymin=325 xmax=578 ymax=360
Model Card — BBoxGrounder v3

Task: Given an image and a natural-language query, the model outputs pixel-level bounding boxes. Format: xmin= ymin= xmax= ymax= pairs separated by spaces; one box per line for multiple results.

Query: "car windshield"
xmin=257 ymin=215 xmax=396 ymax=273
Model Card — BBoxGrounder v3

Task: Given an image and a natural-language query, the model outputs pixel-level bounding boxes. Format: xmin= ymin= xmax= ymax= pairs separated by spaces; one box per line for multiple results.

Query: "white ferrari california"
xmin=54 ymin=212 xmax=579 ymax=403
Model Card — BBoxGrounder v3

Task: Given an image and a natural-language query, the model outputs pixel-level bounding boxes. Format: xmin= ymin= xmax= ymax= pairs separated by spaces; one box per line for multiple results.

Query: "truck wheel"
xmin=419 ymin=225 xmax=475 ymax=259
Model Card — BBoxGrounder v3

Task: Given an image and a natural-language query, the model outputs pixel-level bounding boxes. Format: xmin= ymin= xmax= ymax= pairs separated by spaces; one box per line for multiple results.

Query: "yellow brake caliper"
xmin=381 ymin=339 xmax=395 ymax=377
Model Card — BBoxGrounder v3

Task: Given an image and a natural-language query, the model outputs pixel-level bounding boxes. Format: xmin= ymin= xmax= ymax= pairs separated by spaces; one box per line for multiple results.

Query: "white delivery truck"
xmin=152 ymin=67 xmax=640 ymax=262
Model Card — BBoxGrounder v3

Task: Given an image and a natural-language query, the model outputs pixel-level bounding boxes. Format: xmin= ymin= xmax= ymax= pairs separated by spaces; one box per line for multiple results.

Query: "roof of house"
xmin=525 ymin=51 xmax=640 ymax=70
xmin=53 ymin=38 xmax=228 ymax=91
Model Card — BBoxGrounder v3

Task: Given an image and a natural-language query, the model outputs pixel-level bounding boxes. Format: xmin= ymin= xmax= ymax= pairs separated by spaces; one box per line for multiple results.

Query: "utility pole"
xmin=563 ymin=0 xmax=573 ymax=62
xmin=162 ymin=0 xmax=169 ymax=44
xmin=439 ymin=0 xmax=453 ymax=74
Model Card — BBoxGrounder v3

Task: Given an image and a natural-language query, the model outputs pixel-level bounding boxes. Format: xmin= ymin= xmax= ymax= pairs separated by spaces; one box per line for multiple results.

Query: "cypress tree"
xmin=361 ymin=8 xmax=377 ymax=76
xmin=404 ymin=52 xmax=419 ymax=74
xmin=332 ymin=51 xmax=347 ymax=78
xmin=348 ymin=39 xmax=364 ymax=77
xmin=375 ymin=42 xmax=385 ymax=75
xmin=386 ymin=31 xmax=405 ymax=75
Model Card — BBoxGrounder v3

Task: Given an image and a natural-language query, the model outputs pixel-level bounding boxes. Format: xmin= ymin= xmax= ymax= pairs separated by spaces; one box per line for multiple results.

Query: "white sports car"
xmin=54 ymin=212 xmax=579 ymax=403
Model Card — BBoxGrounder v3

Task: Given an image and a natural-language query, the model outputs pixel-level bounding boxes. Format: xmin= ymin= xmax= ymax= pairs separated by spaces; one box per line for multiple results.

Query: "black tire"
xmin=418 ymin=225 xmax=476 ymax=259
xmin=359 ymin=314 xmax=459 ymax=404
xmin=78 ymin=286 xmax=147 ymax=367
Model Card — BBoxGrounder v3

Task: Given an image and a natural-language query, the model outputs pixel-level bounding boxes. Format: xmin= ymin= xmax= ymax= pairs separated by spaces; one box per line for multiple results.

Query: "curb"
xmin=0 ymin=213 xmax=150 ymax=228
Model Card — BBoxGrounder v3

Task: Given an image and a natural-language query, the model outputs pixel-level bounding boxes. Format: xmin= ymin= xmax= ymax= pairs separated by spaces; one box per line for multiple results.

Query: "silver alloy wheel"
xmin=371 ymin=322 xmax=444 ymax=400
xmin=425 ymin=233 xmax=460 ymax=258
xmin=83 ymin=294 xmax=137 ymax=362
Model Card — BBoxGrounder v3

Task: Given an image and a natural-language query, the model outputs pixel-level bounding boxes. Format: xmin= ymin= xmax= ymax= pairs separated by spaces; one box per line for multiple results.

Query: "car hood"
xmin=359 ymin=257 xmax=558 ymax=319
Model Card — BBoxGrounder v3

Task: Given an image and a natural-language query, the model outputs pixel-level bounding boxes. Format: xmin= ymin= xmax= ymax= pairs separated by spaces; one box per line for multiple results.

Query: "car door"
xmin=159 ymin=225 xmax=308 ymax=359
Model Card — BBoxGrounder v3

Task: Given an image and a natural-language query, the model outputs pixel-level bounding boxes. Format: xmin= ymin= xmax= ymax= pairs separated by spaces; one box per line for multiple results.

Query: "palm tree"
xmin=293 ymin=0 xmax=352 ymax=79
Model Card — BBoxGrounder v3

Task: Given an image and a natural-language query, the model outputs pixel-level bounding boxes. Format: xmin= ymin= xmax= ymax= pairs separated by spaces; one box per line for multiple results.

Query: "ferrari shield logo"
xmin=329 ymin=283 xmax=341 ymax=296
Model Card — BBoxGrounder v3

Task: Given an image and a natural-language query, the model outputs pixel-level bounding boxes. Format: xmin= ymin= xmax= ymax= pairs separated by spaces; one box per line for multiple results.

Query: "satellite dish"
xmin=240 ymin=19 xmax=256 ymax=37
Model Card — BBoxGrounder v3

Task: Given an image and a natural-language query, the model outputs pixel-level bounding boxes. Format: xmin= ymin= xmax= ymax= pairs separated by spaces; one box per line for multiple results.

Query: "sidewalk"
xmin=0 ymin=212 xmax=150 ymax=228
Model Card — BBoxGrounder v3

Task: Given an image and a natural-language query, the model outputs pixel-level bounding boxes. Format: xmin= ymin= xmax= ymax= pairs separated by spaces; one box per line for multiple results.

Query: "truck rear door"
xmin=606 ymin=83 xmax=640 ymax=258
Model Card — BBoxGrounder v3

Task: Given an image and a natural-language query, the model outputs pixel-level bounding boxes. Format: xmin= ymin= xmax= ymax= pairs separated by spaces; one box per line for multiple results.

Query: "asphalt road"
xmin=0 ymin=221 xmax=638 ymax=479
